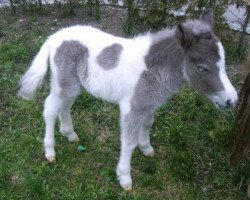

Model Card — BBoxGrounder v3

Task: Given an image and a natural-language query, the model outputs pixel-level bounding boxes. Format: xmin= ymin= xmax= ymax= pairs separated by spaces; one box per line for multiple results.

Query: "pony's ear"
xmin=175 ymin=24 xmax=193 ymax=49
xmin=200 ymin=9 xmax=214 ymax=29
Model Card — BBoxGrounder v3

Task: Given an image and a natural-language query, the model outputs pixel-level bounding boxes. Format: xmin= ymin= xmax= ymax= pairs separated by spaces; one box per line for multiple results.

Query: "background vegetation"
xmin=0 ymin=0 xmax=249 ymax=199
xmin=4 ymin=0 xmax=249 ymax=61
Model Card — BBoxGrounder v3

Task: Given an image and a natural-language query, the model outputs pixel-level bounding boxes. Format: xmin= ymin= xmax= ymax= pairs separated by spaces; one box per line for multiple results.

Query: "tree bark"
xmin=229 ymin=52 xmax=250 ymax=165
xmin=229 ymin=74 xmax=250 ymax=165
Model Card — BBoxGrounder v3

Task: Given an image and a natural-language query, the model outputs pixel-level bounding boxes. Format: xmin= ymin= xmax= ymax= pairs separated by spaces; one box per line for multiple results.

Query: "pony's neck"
xmin=147 ymin=28 xmax=187 ymax=89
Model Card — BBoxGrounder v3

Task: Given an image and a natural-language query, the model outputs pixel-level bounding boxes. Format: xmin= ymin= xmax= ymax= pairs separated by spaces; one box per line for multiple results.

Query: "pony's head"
xmin=176 ymin=9 xmax=238 ymax=109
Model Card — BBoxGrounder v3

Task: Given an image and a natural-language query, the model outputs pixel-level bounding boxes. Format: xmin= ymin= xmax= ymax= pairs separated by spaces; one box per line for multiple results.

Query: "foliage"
xmin=126 ymin=0 xmax=241 ymax=31
xmin=6 ymin=0 xmax=248 ymax=53
xmin=120 ymin=0 xmax=249 ymax=62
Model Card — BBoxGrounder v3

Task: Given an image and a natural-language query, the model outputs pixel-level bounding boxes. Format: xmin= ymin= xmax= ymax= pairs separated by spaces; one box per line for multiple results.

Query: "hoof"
xmin=118 ymin=176 xmax=132 ymax=192
xmin=123 ymin=185 xmax=132 ymax=191
xmin=141 ymin=146 xmax=155 ymax=157
xmin=46 ymin=156 xmax=56 ymax=163
xmin=68 ymin=134 xmax=80 ymax=143
xmin=147 ymin=150 xmax=155 ymax=157
xmin=117 ymin=168 xmax=132 ymax=192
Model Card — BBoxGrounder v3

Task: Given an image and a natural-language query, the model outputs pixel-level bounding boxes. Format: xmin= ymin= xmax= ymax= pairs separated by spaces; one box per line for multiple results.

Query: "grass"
xmin=0 ymin=11 xmax=249 ymax=200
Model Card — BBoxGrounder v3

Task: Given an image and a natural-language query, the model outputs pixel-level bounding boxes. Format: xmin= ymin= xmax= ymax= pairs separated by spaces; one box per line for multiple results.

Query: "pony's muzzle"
xmin=216 ymin=98 xmax=234 ymax=110
xmin=210 ymin=89 xmax=238 ymax=110
xmin=226 ymin=99 xmax=233 ymax=108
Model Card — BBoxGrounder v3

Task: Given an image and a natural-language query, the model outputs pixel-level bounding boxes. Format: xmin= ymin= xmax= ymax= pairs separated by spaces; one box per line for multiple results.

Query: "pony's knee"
xmin=144 ymin=114 xmax=154 ymax=129
xmin=59 ymin=127 xmax=72 ymax=136
xmin=120 ymin=114 xmax=144 ymax=146
xmin=43 ymin=95 xmax=62 ymax=120
xmin=43 ymin=109 xmax=56 ymax=122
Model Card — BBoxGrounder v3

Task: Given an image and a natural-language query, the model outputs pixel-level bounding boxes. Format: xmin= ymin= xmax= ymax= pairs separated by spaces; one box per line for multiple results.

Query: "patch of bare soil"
xmin=0 ymin=5 xmax=247 ymax=80
xmin=0 ymin=5 xmax=127 ymax=36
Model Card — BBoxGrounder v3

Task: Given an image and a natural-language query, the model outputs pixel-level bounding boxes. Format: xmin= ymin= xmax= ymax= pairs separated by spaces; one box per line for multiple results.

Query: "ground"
xmin=0 ymin=5 xmax=249 ymax=200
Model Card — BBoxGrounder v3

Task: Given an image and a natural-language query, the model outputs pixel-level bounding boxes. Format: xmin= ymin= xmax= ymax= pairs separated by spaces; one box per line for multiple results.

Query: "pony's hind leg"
xmin=43 ymin=93 xmax=63 ymax=163
xmin=43 ymin=91 xmax=79 ymax=162
xmin=59 ymin=96 xmax=79 ymax=142
xmin=52 ymin=40 xmax=83 ymax=143
xmin=44 ymin=39 xmax=84 ymax=162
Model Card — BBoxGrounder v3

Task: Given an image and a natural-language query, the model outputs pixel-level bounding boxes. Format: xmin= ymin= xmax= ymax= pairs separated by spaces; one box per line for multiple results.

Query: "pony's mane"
xmin=150 ymin=28 xmax=175 ymax=43
xmin=149 ymin=18 xmax=212 ymax=45
xmin=182 ymin=19 xmax=212 ymax=40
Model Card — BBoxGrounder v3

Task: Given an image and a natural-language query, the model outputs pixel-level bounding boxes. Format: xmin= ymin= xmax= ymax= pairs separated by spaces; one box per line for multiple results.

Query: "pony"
xmin=18 ymin=9 xmax=238 ymax=190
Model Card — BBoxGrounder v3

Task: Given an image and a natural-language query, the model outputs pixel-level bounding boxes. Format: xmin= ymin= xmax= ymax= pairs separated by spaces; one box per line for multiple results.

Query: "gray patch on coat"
xmin=121 ymin=109 xmax=153 ymax=145
xmin=97 ymin=43 xmax=123 ymax=70
xmin=54 ymin=40 xmax=89 ymax=97
xmin=131 ymin=34 xmax=186 ymax=114
xmin=131 ymin=19 xmax=224 ymax=114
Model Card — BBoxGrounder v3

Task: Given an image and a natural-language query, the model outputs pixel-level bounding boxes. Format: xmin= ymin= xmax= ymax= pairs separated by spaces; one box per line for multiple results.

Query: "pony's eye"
xmin=196 ymin=65 xmax=209 ymax=74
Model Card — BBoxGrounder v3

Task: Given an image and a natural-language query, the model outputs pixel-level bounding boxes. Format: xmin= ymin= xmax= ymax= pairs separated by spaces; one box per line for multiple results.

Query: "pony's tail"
xmin=18 ymin=39 xmax=51 ymax=100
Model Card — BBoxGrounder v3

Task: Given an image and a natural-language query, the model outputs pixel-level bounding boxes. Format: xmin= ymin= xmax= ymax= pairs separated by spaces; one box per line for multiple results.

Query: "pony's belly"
xmin=85 ymin=84 xmax=123 ymax=103
xmin=84 ymin=70 xmax=129 ymax=103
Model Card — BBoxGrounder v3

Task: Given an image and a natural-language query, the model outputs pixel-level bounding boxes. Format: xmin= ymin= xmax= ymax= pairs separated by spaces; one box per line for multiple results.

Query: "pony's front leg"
xmin=116 ymin=103 xmax=143 ymax=191
xmin=138 ymin=113 xmax=155 ymax=156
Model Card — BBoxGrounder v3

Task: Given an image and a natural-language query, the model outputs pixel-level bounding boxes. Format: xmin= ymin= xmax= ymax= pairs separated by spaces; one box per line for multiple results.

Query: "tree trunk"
xmin=229 ymin=73 xmax=250 ymax=165
xmin=229 ymin=52 xmax=250 ymax=165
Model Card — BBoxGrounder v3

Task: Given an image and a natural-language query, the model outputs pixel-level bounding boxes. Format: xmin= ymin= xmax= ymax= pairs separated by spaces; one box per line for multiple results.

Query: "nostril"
xmin=226 ymin=99 xmax=233 ymax=107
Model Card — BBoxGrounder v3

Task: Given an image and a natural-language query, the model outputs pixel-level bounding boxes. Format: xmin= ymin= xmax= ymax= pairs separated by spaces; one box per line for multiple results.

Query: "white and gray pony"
xmin=18 ymin=10 xmax=238 ymax=190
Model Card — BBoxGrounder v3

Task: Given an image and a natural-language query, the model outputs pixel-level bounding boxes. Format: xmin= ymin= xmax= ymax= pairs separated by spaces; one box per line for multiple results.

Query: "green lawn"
xmin=0 ymin=12 xmax=249 ymax=200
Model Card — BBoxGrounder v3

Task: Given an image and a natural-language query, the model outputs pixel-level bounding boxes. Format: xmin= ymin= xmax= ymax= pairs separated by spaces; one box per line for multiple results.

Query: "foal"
xmin=19 ymin=10 xmax=238 ymax=190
